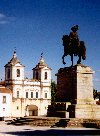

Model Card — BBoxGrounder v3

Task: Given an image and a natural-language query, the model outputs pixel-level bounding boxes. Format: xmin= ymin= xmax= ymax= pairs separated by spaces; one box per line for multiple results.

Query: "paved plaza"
xmin=0 ymin=121 xmax=100 ymax=136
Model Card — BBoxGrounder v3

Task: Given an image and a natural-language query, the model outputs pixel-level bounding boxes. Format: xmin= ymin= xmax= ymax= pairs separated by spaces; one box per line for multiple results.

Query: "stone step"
xmin=7 ymin=117 xmax=62 ymax=127
xmin=7 ymin=117 xmax=100 ymax=128
xmin=67 ymin=120 xmax=83 ymax=127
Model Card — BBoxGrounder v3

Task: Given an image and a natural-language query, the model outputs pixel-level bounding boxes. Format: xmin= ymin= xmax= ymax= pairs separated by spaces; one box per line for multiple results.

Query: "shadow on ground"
xmin=2 ymin=129 xmax=100 ymax=136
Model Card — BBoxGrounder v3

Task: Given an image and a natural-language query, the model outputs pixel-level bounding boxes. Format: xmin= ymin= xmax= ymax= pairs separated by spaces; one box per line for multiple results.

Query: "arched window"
xmin=36 ymin=92 xmax=38 ymax=98
xmin=26 ymin=92 xmax=28 ymax=98
xmin=45 ymin=93 xmax=47 ymax=98
xmin=36 ymin=71 xmax=38 ymax=80
xmin=31 ymin=92 xmax=33 ymax=98
xmin=7 ymin=69 xmax=10 ymax=79
xmin=17 ymin=91 xmax=19 ymax=98
xmin=44 ymin=72 xmax=47 ymax=80
xmin=17 ymin=69 xmax=20 ymax=77
xmin=3 ymin=96 xmax=6 ymax=103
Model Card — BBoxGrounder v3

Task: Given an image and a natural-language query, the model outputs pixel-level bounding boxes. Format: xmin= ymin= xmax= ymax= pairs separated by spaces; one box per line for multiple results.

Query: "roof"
xmin=0 ymin=81 xmax=5 ymax=86
xmin=4 ymin=51 xmax=24 ymax=67
xmin=0 ymin=87 xmax=12 ymax=94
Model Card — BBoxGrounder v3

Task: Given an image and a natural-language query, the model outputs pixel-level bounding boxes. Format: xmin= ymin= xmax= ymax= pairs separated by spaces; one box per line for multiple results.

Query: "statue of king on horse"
xmin=62 ymin=25 xmax=86 ymax=66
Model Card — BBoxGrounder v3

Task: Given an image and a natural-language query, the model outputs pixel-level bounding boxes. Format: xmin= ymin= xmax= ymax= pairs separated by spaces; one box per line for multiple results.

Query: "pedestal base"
xmin=49 ymin=64 xmax=100 ymax=119
xmin=68 ymin=104 xmax=100 ymax=119
xmin=47 ymin=102 xmax=71 ymax=118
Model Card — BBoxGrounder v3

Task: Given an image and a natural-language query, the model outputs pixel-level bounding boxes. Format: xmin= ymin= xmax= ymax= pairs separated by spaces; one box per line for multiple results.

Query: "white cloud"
xmin=0 ymin=13 xmax=6 ymax=18
xmin=0 ymin=13 xmax=15 ymax=24
xmin=0 ymin=20 xmax=9 ymax=24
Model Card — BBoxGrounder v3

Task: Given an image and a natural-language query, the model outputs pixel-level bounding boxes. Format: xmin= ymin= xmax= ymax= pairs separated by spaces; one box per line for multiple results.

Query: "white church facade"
xmin=0 ymin=51 xmax=51 ymax=117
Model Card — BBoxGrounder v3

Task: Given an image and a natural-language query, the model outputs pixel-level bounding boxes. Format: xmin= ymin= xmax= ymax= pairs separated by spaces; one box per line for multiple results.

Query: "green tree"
xmin=93 ymin=88 xmax=98 ymax=99
xmin=98 ymin=92 xmax=100 ymax=101
xmin=51 ymin=80 xmax=57 ymax=103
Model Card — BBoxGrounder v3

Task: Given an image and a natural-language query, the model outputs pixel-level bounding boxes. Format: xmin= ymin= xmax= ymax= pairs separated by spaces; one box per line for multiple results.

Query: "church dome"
xmin=33 ymin=53 xmax=50 ymax=70
xmin=38 ymin=55 xmax=47 ymax=67
xmin=4 ymin=51 xmax=24 ymax=67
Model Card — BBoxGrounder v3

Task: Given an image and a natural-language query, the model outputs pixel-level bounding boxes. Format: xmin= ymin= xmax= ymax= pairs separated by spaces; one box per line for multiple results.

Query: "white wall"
xmin=0 ymin=93 xmax=12 ymax=117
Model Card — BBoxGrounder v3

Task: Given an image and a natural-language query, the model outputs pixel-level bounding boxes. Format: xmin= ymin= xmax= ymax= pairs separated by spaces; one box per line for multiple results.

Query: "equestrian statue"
xmin=62 ymin=25 xmax=86 ymax=66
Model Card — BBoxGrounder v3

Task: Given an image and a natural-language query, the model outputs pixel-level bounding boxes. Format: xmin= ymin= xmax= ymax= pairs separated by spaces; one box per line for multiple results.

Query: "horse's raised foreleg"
xmin=62 ymin=54 xmax=66 ymax=65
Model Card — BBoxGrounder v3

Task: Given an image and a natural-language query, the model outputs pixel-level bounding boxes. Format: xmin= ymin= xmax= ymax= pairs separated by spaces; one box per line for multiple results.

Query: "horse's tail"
xmin=80 ymin=41 xmax=86 ymax=60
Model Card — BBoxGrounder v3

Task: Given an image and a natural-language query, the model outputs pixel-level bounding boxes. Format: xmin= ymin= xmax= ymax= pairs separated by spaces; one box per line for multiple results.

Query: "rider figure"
xmin=69 ymin=25 xmax=79 ymax=56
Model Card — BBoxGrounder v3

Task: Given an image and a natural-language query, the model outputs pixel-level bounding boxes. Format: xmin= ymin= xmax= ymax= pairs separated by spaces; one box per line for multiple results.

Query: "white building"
xmin=0 ymin=51 xmax=51 ymax=117
xmin=0 ymin=86 xmax=12 ymax=117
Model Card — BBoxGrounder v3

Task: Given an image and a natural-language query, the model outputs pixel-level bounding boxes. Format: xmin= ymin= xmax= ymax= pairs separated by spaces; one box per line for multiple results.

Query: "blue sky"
xmin=0 ymin=0 xmax=100 ymax=90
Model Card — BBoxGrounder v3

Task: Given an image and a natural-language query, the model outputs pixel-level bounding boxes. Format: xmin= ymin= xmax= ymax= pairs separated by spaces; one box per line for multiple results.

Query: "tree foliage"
xmin=51 ymin=80 xmax=57 ymax=103
xmin=93 ymin=88 xmax=100 ymax=100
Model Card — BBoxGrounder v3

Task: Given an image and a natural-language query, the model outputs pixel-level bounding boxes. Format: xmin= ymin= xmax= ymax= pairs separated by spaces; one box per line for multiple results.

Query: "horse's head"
xmin=62 ymin=35 xmax=69 ymax=46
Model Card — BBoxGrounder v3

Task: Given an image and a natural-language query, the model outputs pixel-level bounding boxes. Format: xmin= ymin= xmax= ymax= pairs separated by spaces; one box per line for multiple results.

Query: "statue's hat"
xmin=71 ymin=25 xmax=79 ymax=32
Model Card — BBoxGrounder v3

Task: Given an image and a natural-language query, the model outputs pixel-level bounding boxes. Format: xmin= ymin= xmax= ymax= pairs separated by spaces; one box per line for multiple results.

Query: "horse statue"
xmin=62 ymin=25 xmax=86 ymax=66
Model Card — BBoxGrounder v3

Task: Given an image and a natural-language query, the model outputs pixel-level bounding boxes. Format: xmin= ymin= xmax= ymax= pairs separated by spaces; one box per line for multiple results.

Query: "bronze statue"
xmin=62 ymin=25 xmax=86 ymax=66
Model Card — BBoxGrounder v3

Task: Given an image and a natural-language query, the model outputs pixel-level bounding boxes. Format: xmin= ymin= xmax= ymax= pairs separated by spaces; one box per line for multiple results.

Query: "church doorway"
xmin=26 ymin=105 xmax=38 ymax=116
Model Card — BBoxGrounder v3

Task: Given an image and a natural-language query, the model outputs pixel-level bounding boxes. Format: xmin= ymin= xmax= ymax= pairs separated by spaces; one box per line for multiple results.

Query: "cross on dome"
xmin=41 ymin=52 xmax=43 ymax=58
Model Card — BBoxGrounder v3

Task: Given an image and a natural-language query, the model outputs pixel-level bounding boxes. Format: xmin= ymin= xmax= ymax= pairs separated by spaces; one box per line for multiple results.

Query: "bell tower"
xmin=4 ymin=51 xmax=25 ymax=89
xmin=32 ymin=53 xmax=52 ymax=101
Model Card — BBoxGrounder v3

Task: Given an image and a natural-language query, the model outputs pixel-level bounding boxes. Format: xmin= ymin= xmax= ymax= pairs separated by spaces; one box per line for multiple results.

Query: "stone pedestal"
xmin=56 ymin=64 xmax=100 ymax=119
xmin=56 ymin=64 xmax=94 ymax=103
xmin=68 ymin=104 xmax=100 ymax=119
